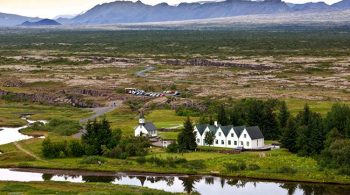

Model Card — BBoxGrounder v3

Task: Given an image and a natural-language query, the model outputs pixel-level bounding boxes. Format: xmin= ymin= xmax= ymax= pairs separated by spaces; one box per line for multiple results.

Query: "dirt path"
xmin=14 ymin=142 xmax=43 ymax=161
xmin=73 ymin=100 xmax=122 ymax=138
xmin=136 ymin=66 xmax=155 ymax=77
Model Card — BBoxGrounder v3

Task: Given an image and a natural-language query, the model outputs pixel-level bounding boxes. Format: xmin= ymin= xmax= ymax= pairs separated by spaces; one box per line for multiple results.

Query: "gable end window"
xmin=231 ymin=133 xmax=234 ymax=137
xmin=219 ymin=132 xmax=221 ymax=136
xmin=244 ymin=134 xmax=247 ymax=138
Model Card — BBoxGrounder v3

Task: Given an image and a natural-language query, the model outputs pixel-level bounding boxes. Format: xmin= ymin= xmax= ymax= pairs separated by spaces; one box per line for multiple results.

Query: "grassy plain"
xmin=1 ymin=136 xmax=350 ymax=184
xmin=0 ymin=181 xmax=184 ymax=195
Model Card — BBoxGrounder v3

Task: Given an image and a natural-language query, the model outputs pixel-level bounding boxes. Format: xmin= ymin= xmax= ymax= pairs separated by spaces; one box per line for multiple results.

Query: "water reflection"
xmin=0 ymin=168 xmax=349 ymax=195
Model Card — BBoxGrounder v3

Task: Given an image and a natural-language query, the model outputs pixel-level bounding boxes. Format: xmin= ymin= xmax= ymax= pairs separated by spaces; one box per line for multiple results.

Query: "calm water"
xmin=0 ymin=168 xmax=349 ymax=195
xmin=0 ymin=118 xmax=45 ymax=145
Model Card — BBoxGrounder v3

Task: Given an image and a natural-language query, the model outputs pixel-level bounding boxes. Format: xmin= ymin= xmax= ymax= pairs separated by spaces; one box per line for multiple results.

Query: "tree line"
xmin=42 ymin=118 xmax=150 ymax=159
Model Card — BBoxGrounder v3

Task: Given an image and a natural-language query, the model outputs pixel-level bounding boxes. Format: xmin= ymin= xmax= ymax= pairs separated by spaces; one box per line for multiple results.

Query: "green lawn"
xmin=285 ymin=99 xmax=350 ymax=116
xmin=1 ymin=137 xmax=350 ymax=184
xmin=0 ymin=181 xmax=184 ymax=195
xmin=0 ymin=100 xmax=93 ymax=127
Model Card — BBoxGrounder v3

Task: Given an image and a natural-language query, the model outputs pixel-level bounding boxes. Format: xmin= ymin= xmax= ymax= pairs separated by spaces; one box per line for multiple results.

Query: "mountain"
xmin=67 ymin=0 xmax=291 ymax=24
xmin=20 ymin=19 xmax=61 ymax=26
xmin=290 ymin=2 xmax=330 ymax=11
xmin=332 ymin=0 xmax=350 ymax=9
xmin=0 ymin=12 xmax=40 ymax=26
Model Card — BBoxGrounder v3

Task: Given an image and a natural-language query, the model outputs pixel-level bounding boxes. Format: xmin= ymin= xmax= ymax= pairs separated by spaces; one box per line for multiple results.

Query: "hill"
xmin=20 ymin=19 xmax=61 ymax=26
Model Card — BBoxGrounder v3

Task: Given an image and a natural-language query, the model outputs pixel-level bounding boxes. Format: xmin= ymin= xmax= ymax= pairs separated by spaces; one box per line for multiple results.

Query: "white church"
xmin=194 ymin=122 xmax=264 ymax=149
xmin=134 ymin=112 xmax=158 ymax=137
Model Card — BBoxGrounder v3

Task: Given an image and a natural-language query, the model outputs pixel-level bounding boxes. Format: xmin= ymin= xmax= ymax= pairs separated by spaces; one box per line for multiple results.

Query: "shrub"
xmin=182 ymin=160 xmax=206 ymax=170
xmin=276 ymin=166 xmax=297 ymax=174
xmin=41 ymin=138 xmax=68 ymax=158
xmin=79 ymin=156 xmax=106 ymax=165
xmin=225 ymin=163 xmax=239 ymax=172
xmin=136 ymin=156 xmax=147 ymax=164
xmin=68 ymin=140 xmax=85 ymax=157
xmin=247 ymin=164 xmax=260 ymax=171
xmin=166 ymin=143 xmax=179 ymax=153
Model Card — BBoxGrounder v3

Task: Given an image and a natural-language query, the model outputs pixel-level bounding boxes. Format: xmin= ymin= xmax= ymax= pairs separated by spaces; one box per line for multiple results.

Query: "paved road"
xmin=136 ymin=66 xmax=155 ymax=77
xmin=73 ymin=100 xmax=122 ymax=138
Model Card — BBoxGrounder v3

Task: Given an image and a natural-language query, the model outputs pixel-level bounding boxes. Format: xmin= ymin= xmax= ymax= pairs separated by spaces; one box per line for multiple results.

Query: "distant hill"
xmin=290 ymin=2 xmax=330 ymax=12
xmin=332 ymin=0 xmax=350 ymax=9
xmin=67 ymin=0 xmax=291 ymax=24
xmin=20 ymin=19 xmax=61 ymax=26
xmin=0 ymin=12 xmax=40 ymax=26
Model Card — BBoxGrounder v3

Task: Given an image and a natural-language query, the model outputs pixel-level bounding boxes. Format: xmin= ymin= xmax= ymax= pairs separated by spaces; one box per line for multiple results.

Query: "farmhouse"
xmin=194 ymin=122 xmax=264 ymax=149
xmin=134 ymin=112 xmax=158 ymax=137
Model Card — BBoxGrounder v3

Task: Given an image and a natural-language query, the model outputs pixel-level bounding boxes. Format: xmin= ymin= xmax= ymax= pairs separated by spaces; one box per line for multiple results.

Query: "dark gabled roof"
xmin=208 ymin=125 xmax=218 ymax=135
xmin=246 ymin=126 xmax=264 ymax=139
xmin=233 ymin=126 xmax=245 ymax=137
xmin=144 ymin=122 xmax=157 ymax=132
xmin=195 ymin=124 xmax=207 ymax=135
xmin=220 ymin=125 xmax=233 ymax=137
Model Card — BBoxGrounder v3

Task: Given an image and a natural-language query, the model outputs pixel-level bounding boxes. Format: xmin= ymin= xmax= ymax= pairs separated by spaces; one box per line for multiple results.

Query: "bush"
xmin=182 ymin=160 xmax=206 ymax=170
xmin=166 ymin=143 xmax=179 ymax=153
xmin=79 ymin=156 xmax=106 ymax=165
xmin=46 ymin=119 xmax=81 ymax=136
xmin=41 ymin=138 xmax=68 ymax=158
xmin=225 ymin=163 xmax=239 ymax=172
xmin=68 ymin=140 xmax=85 ymax=157
xmin=276 ymin=166 xmax=297 ymax=174
xmin=136 ymin=156 xmax=147 ymax=164
xmin=225 ymin=161 xmax=247 ymax=172
xmin=247 ymin=164 xmax=260 ymax=170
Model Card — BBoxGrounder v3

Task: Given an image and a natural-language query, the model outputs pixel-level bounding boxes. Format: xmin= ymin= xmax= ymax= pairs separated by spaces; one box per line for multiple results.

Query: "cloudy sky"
xmin=0 ymin=0 xmax=342 ymax=18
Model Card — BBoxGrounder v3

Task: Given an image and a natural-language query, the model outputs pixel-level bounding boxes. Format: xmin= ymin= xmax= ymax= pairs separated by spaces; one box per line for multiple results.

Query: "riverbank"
xmin=0 ymin=181 xmax=185 ymax=195
xmin=1 ymin=138 xmax=350 ymax=185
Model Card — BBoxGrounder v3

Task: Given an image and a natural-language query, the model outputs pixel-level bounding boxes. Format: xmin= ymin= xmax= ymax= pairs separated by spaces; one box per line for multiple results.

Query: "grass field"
xmin=1 ymin=136 xmax=350 ymax=184
xmin=0 ymin=181 xmax=184 ymax=195
xmin=0 ymin=100 xmax=92 ymax=127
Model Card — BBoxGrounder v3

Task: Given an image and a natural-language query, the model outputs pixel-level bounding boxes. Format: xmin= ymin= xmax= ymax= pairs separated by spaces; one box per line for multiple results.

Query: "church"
xmin=134 ymin=112 xmax=158 ymax=137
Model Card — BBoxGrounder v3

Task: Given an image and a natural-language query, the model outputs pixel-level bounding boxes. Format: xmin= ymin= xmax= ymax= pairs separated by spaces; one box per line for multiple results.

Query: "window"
xmin=234 ymin=141 xmax=237 ymax=146
xmin=197 ymin=139 xmax=200 ymax=143
xmin=231 ymin=133 xmax=234 ymax=137
xmin=240 ymin=141 xmax=243 ymax=146
xmin=221 ymin=140 xmax=224 ymax=145
xmin=244 ymin=134 xmax=247 ymax=138
xmin=247 ymin=141 xmax=250 ymax=147
xmin=219 ymin=132 xmax=221 ymax=136
xmin=228 ymin=141 xmax=231 ymax=145
xmin=215 ymin=140 xmax=218 ymax=144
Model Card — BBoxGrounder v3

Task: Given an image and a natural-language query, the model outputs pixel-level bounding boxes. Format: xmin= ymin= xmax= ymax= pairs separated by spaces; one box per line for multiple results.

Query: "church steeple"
xmin=139 ymin=110 xmax=145 ymax=125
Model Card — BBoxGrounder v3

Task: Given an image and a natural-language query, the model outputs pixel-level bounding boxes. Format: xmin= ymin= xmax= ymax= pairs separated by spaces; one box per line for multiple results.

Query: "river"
xmin=0 ymin=168 xmax=349 ymax=195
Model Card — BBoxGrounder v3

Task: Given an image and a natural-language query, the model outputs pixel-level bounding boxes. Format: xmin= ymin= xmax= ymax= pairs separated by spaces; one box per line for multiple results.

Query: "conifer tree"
xmin=217 ymin=104 xmax=228 ymax=125
xmin=278 ymin=101 xmax=290 ymax=129
xmin=178 ymin=117 xmax=197 ymax=151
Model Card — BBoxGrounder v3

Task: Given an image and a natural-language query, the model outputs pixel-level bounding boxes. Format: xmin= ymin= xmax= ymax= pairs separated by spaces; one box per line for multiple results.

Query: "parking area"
xmin=125 ymin=88 xmax=180 ymax=98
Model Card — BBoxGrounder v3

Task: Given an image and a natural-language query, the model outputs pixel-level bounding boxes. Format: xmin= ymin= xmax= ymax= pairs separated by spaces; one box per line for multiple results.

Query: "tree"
xmin=325 ymin=104 xmax=350 ymax=137
xmin=204 ymin=131 xmax=215 ymax=146
xmin=280 ymin=117 xmax=297 ymax=153
xmin=178 ymin=117 xmax=197 ymax=151
xmin=82 ymin=118 xmax=114 ymax=155
xmin=208 ymin=115 xmax=214 ymax=125
xmin=217 ymin=104 xmax=228 ymax=125
xmin=278 ymin=101 xmax=290 ymax=129
xmin=198 ymin=115 xmax=209 ymax=124
xmin=324 ymin=128 xmax=342 ymax=149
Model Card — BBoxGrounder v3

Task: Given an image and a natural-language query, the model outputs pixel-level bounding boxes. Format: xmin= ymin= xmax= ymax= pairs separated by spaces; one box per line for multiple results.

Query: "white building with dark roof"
xmin=194 ymin=122 xmax=264 ymax=149
xmin=134 ymin=112 xmax=157 ymax=137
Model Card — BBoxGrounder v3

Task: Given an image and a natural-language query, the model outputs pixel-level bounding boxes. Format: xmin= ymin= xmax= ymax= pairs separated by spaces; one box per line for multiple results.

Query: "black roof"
xmin=195 ymin=124 xmax=207 ymax=135
xmin=144 ymin=122 xmax=157 ymax=132
xmin=245 ymin=126 xmax=264 ymax=139
xmin=233 ymin=126 xmax=245 ymax=137
xmin=220 ymin=125 xmax=233 ymax=137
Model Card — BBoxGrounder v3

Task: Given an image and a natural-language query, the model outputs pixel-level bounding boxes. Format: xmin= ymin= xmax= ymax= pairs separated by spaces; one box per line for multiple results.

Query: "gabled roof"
xmin=233 ymin=126 xmax=245 ymax=137
xmin=220 ymin=125 xmax=233 ymax=137
xmin=195 ymin=124 xmax=207 ymax=135
xmin=208 ymin=125 xmax=218 ymax=135
xmin=245 ymin=126 xmax=264 ymax=139
xmin=144 ymin=122 xmax=157 ymax=132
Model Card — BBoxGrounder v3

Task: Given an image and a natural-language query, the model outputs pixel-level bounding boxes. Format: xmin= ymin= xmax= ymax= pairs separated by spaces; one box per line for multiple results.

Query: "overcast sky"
xmin=0 ymin=0 xmax=343 ymax=18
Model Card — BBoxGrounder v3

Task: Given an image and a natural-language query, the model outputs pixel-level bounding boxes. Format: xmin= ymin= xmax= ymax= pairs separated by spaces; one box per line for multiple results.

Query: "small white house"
xmin=194 ymin=122 xmax=264 ymax=149
xmin=134 ymin=112 xmax=157 ymax=137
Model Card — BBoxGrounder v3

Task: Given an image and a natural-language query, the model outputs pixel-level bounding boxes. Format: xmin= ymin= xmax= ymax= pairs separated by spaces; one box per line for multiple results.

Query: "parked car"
xmin=234 ymin=147 xmax=244 ymax=152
